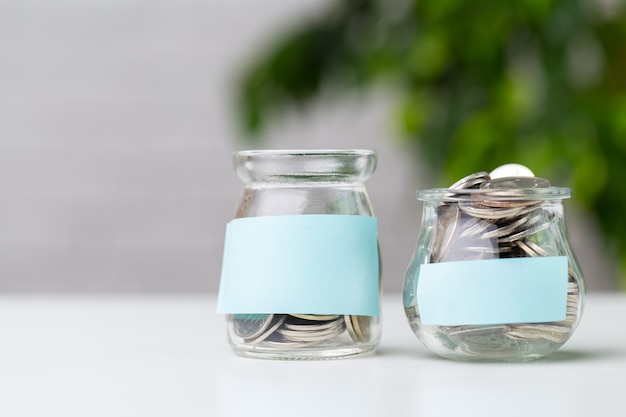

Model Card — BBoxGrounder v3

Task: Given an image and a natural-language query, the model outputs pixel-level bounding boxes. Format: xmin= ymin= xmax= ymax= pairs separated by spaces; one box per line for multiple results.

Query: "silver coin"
xmin=459 ymin=203 xmax=533 ymax=220
xmin=232 ymin=314 xmax=274 ymax=340
xmin=562 ymin=318 xmax=576 ymax=327
xmin=259 ymin=315 xmax=347 ymax=346
xmin=449 ymin=171 xmax=490 ymax=189
xmin=522 ymin=209 xmax=551 ymax=231
xmin=281 ymin=318 xmax=344 ymax=333
xmin=345 ymin=315 xmax=371 ymax=343
xmin=290 ymin=314 xmax=340 ymax=321
xmin=447 ymin=325 xmax=511 ymax=337
xmin=480 ymin=215 xmax=529 ymax=240
xmin=458 ymin=217 xmax=496 ymax=238
xmin=462 ymin=177 xmax=489 ymax=189
xmin=244 ymin=315 xmax=286 ymax=344
xmin=431 ymin=204 xmax=461 ymax=262
xmin=283 ymin=318 xmax=344 ymax=332
xmin=517 ymin=240 xmax=542 ymax=257
xmin=277 ymin=325 xmax=345 ymax=343
xmin=489 ymin=163 xmax=535 ymax=179
xmin=463 ymin=245 xmax=512 ymax=254
xmin=506 ymin=331 xmax=566 ymax=344
xmin=567 ymin=294 xmax=579 ymax=304
xmin=506 ymin=324 xmax=571 ymax=343
xmin=525 ymin=240 xmax=549 ymax=256
xmin=516 ymin=240 xmax=534 ymax=257
xmin=499 ymin=220 xmax=551 ymax=243
xmin=478 ymin=198 xmax=538 ymax=208
xmin=512 ymin=323 xmax=571 ymax=334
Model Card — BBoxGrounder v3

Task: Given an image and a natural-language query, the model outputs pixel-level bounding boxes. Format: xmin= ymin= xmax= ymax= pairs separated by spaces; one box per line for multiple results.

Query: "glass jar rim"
xmin=416 ymin=187 xmax=571 ymax=202
xmin=234 ymin=149 xmax=377 ymax=184
xmin=235 ymin=149 xmax=376 ymax=158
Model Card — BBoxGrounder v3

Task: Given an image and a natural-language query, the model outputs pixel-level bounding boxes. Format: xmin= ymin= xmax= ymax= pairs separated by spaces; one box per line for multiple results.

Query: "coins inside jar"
xmin=422 ymin=165 xmax=582 ymax=348
xmin=230 ymin=313 xmax=374 ymax=347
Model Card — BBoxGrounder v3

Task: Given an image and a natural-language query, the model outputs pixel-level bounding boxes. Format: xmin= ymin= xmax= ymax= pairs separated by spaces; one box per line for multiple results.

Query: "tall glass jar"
xmin=217 ymin=150 xmax=381 ymax=359
xmin=403 ymin=181 xmax=585 ymax=361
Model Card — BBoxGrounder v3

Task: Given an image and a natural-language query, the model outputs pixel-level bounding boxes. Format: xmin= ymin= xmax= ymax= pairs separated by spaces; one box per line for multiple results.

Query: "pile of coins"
xmin=433 ymin=170 xmax=555 ymax=263
xmin=230 ymin=313 xmax=372 ymax=348
xmin=423 ymin=167 xmax=582 ymax=350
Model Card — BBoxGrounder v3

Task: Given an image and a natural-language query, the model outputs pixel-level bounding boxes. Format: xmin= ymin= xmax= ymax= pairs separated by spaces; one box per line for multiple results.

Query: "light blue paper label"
xmin=416 ymin=257 xmax=568 ymax=325
xmin=216 ymin=215 xmax=380 ymax=316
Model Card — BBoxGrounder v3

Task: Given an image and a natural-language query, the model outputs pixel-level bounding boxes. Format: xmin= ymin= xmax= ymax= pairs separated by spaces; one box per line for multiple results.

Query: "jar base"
xmin=417 ymin=328 xmax=567 ymax=362
xmin=229 ymin=343 xmax=378 ymax=360
xmin=434 ymin=352 xmax=551 ymax=362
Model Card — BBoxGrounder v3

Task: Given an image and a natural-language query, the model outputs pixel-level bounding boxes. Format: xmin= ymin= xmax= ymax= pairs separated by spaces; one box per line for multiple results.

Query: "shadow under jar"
xmin=217 ymin=150 xmax=381 ymax=360
xmin=403 ymin=186 xmax=585 ymax=361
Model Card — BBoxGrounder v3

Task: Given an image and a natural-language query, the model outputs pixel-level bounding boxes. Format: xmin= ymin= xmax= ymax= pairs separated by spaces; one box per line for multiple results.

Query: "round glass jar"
xmin=217 ymin=150 xmax=381 ymax=359
xmin=403 ymin=185 xmax=585 ymax=361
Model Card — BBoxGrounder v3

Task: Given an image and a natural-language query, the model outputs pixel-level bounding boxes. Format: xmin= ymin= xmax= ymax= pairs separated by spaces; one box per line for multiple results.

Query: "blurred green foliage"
xmin=237 ymin=0 xmax=626 ymax=288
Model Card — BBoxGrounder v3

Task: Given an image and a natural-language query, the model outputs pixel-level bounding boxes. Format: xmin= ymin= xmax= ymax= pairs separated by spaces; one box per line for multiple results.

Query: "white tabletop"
xmin=1 ymin=294 xmax=624 ymax=417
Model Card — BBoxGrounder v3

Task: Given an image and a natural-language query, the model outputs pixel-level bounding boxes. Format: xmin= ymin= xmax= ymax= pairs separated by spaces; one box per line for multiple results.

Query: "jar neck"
xmin=234 ymin=150 xmax=377 ymax=186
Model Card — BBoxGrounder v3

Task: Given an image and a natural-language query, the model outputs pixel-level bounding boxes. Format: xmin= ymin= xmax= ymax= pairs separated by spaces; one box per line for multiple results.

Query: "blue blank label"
xmin=216 ymin=215 xmax=380 ymax=316
xmin=417 ymin=257 xmax=568 ymax=325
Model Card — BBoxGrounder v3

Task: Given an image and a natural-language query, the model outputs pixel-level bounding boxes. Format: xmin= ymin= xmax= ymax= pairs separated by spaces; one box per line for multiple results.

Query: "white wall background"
xmin=0 ymin=0 xmax=618 ymax=292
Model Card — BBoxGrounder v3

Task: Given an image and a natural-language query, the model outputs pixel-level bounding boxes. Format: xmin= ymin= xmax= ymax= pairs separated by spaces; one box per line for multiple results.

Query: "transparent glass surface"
xmin=226 ymin=150 xmax=381 ymax=360
xmin=403 ymin=188 xmax=586 ymax=362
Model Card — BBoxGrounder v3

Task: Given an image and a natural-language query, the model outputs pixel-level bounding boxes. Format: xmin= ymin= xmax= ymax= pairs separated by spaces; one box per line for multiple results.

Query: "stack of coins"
xmin=424 ymin=169 xmax=581 ymax=350
xmin=230 ymin=313 xmax=372 ymax=348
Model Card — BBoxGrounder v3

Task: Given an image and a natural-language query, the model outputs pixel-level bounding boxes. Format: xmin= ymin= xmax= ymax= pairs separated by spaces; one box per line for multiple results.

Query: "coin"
xmin=232 ymin=314 xmax=274 ymax=340
xmin=290 ymin=314 xmax=340 ymax=321
xmin=459 ymin=203 xmax=533 ymax=220
xmin=283 ymin=318 xmax=344 ymax=332
xmin=506 ymin=324 xmax=571 ymax=343
xmin=449 ymin=171 xmax=490 ymax=190
xmin=458 ymin=217 xmax=496 ymax=238
xmin=464 ymin=245 xmax=513 ymax=254
xmin=245 ymin=315 xmax=286 ymax=344
xmin=480 ymin=215 xmax=529 ymax=239
xmin=478 ymin=199 xmax=538 ymax=208
xmin=345 ymin=315 xmax=371 ymax=343
xmin=518 ymin=239 xmax=554 ymax=257
xmin=506 ymin=332 xmax=565 ymax=344
xmin=431 ymin=204 xmax=461 ymax=262
xmin=447 ymin=325 xmax=511 ymax=337
xmin=499 ymin=220 xmax=551 ymax=243
xmin=567 ymin=294 xmax=579 ymax=304
xmin=518 ymin=239 xmax=549 ymax=257
xmin=240 ymin=313 xmax=352 ymax=347
xmin=277 ymin=324 xmax=345 ymax=343
xmin=489 ymin=163 xmax=535 ymax=179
